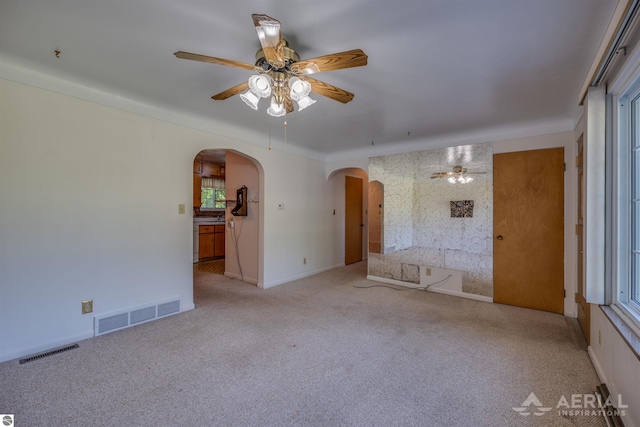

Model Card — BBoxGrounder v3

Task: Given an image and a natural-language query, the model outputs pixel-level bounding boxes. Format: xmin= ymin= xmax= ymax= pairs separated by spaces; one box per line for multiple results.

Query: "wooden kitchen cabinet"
xmin=193 ymin=173 xmax=202 ymax=208
xmin=199 ymin=225 xmax=215 ymax=259
xmin=214 ymin=225 xmax=225 ymax=257
xmin=202 ymin=163 xmax=220 ymax=177
xmin=199 ymin=224 xmax=225 ymax=260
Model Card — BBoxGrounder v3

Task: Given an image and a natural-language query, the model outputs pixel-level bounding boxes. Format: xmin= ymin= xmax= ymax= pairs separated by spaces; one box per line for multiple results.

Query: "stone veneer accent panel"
xmin=368 ymin=143 xmax=493 ymax=297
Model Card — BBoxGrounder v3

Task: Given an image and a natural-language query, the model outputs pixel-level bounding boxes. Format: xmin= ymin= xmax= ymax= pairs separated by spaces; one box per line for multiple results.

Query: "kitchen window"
xmin=201 ymin=177 xmax=226 ymax=209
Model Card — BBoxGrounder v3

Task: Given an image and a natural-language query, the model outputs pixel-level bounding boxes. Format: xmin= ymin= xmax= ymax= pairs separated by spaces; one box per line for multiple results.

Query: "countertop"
xmin=193 ymin=217 xmax=225 ymax=226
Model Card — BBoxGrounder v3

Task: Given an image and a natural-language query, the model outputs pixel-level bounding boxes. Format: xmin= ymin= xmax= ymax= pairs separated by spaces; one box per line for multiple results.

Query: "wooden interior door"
xmin=493 ymin=148 xmax=565 ymax=313
xmin=575 ymin=137 xmax=590 ymax=343
xmin=345 ymin=176 xmax=363 ymax=265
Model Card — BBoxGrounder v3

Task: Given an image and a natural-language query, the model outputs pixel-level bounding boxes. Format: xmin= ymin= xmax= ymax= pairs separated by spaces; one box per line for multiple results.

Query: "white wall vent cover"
xmin=94 ymin=297 xmax=181 ymax=336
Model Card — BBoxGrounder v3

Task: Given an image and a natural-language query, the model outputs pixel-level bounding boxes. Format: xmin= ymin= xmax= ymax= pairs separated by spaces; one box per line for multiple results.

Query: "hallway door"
xmin=493 ymin=148 xmax=565 ymax=313
xmin=345 ymin=176 xmax=363 ymax=265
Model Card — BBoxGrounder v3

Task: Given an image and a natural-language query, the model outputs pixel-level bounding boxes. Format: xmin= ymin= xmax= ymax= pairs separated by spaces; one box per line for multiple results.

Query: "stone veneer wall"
xmin=368 ymin=143 xmax=494 ymax=297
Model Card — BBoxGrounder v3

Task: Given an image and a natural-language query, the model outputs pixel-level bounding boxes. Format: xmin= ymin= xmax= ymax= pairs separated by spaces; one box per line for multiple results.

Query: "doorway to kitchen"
xmin=193 ymin=150 xmax=227 ymax=276
xmin=192 ymin=149 xmax=264 ymax=288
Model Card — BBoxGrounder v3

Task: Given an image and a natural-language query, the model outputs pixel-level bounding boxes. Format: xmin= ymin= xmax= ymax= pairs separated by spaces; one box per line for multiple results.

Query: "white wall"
xmin=589 ymin=308 xmax=640 ymax=427
xmin=224 ymin=151 xmax=261 ymax=285
xmin=0 ymin=77 xmax=340 ymax=361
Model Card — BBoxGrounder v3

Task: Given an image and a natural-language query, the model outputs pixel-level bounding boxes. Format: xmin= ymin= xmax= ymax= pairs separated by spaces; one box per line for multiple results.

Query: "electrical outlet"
xmin=303 ymin=258 xmax=307 ymax=265
xmin=426 ymin=268 xmax=432 ymax=276
xmin=82 ymin=300 xmax=93 ymax=315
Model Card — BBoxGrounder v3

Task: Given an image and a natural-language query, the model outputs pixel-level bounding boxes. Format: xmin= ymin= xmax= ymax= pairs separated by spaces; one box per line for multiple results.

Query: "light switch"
xmin=178 ymin=204 xmax=186 ymax=215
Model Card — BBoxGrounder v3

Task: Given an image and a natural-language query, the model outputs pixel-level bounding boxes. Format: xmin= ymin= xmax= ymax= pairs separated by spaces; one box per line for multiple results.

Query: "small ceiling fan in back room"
xmin=430 ymin=166 xmax=487 ymax=184
xmin=174 ymin=13 xmax=368 ymax=117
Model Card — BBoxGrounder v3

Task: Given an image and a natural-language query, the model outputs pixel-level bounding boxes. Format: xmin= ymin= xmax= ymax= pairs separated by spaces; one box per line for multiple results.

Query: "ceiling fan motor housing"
xmin=255 ymin=40 xmax=300 ymax=72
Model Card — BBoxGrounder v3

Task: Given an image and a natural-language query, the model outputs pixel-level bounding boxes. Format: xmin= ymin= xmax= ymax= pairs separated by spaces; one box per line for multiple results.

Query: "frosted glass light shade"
xmin=240 ymin=90 xmax=260 ymax=110
xmin=256 ymin=19 xmax=281 ymax=48
xmin=449 ymin=175 xmax=474 ymax=184
xmin=289 ymin=77 xmax=311 ymax=101
xmin=296 ymin=95 xmax=316 ymax=111
xmin=248 ymin=75 xmax=272 ymax=98
xmin=267 ymin=97 xmax=286 ymax=117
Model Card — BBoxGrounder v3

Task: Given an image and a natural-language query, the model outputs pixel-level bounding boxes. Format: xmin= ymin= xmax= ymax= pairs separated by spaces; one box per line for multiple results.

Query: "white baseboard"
xmin=588 ymin=345 xmax=608 ymax=385
xmin=224 ymin=272 xmax=258 ymax=285
xmin=367 ymin=275 xmax=493 ymax=303
xmin=261 ymin=264 xmax=345 ymax=289
xmin=427 ymin=286 xmax=493 ymax=303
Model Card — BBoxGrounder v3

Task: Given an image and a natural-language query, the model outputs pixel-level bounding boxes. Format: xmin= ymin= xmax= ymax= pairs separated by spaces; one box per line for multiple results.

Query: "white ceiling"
xmin=0 ymin=1 xmax=616 ymax=160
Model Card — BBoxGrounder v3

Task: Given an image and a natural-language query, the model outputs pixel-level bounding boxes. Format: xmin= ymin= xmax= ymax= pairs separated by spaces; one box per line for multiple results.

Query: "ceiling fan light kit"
xmin=240 ymin=89 xmax=261 ymax=110
xmin=432 ymin=165 xmax=483 ymax=184
xmin=267 ymin=97 xmax=287 ymax=117
xmin=248 ymin=75 xmax=272 ymax=98
xmin=174 ymin=13 xmax=368 ymax=118
xmin=448 ymin=175 xmax=474 ymax=184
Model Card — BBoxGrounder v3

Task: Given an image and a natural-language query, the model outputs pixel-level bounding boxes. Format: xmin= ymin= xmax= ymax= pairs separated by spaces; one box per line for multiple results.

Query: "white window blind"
xmin=201 ymin=177 xmax=225 ymax=189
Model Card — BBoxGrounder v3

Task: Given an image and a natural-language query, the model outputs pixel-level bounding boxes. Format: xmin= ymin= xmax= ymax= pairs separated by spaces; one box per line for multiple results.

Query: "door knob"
xmin=496 ymin=235 xmax=503 ymax=240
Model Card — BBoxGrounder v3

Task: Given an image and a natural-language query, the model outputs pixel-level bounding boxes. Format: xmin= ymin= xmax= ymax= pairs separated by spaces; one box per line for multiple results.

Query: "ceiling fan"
xmin=430 ymin=166 xmax=486 ymax=184
xmin=174 ymin=13 xmax=368 ymax=117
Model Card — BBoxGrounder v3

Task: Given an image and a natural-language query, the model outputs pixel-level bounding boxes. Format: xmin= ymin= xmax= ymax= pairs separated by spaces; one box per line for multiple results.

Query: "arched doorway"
xmin=192 ymin=149 xmax=264 ymax=288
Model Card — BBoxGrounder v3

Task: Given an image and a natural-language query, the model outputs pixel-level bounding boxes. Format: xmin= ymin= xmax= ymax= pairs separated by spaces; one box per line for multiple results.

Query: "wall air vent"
xmin=94 ymin=297 xmax=182 ymax=336
xmin=98 ymin=313 xmax=128 ymax=334
xmin=130 ymin=306 xmax=156 ymax=325
xmin=157 ymin=300 xmax=180 ymax=317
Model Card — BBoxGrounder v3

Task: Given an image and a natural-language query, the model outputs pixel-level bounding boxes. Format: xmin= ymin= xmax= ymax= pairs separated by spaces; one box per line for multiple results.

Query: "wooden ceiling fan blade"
xmin=174 ymin=51 xmax=257 ymax=71
xmin=291 ymin=49 xmax=368 ymax=75
xmin=430 ymin=172 xmax=450 ymax=179
xmin=305 ymin=76 xmax=354 ymax=104
xmin=252 ymin=13 xmax=284 ymax=68
xmin=212 ymin=81 xmax=249 ymax=101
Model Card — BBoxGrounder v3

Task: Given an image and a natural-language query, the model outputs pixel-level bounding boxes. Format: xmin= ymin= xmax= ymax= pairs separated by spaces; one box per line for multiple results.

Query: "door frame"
xmin=493 ymin=147 xmax=565 ymax=313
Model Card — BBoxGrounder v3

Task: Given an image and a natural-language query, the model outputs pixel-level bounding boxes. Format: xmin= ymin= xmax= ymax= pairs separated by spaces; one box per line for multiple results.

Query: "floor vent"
xmin=596 ymin=383 xmax=625 ymax=427
xmin=19 ymin=344 xmax=79 ymax=365
xmin=94 ymin=297 xmax=181 ymax=336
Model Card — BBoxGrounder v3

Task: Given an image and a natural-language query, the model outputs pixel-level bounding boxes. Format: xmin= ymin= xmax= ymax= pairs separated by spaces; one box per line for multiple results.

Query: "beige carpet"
xmin=0 ymin=262 xmax=606 ymax=426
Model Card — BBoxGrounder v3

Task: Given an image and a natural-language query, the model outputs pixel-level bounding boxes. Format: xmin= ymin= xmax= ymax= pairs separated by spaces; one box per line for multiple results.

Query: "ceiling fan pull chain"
xmin=284 ymin=119 xmax=287 ymax=151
